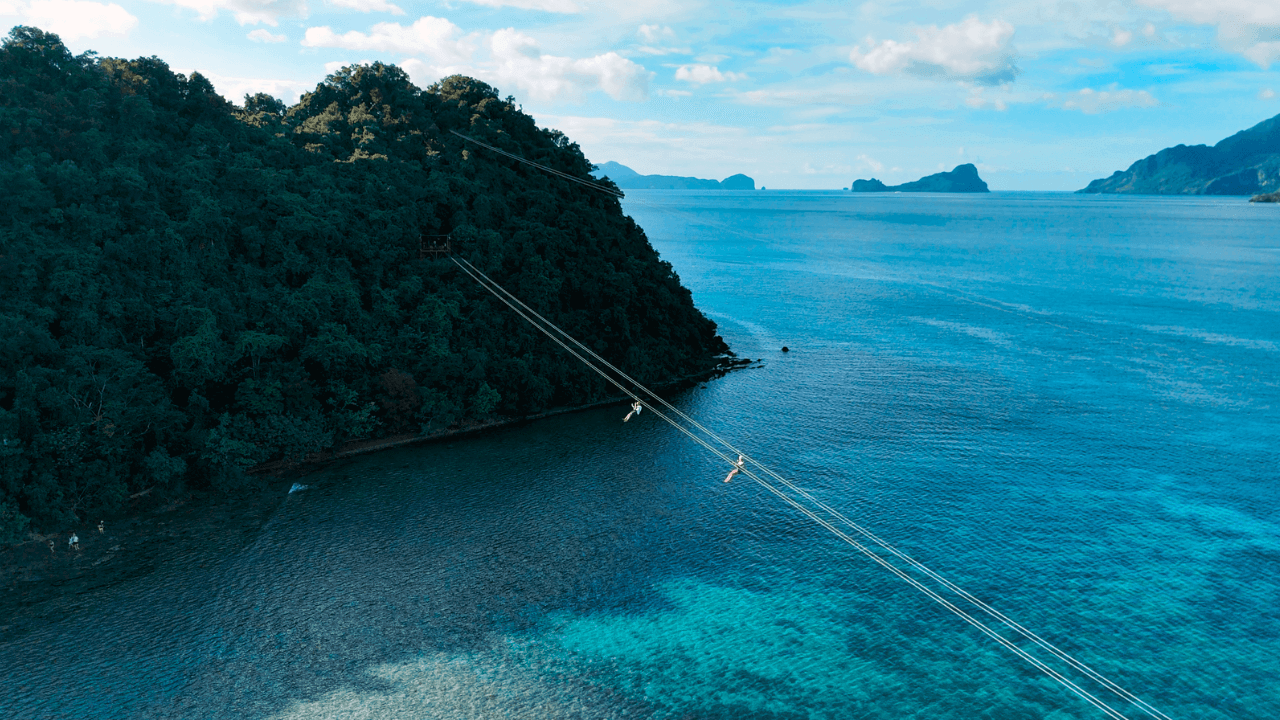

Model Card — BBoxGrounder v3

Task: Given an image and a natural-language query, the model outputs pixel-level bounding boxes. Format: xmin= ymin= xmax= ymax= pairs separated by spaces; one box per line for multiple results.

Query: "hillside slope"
xmin=1079 ymin=113 xmax=1280 ymax=195
xmin=0 ymin=27 xmax=730 ymax=534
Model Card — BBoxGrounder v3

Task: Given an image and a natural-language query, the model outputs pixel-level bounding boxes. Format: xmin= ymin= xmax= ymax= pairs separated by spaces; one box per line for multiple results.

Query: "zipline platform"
xmin=420 ymin=235 xmax=452 ymax=257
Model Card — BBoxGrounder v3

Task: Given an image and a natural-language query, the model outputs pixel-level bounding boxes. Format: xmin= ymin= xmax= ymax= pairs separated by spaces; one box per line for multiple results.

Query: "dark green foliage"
xmin=0 ymin=27 xmax=729 ymax=531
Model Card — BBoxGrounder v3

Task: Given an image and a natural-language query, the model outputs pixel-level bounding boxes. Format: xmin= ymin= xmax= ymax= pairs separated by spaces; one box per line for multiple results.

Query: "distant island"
xmin=851 ymin=163 xmax=989 ymax=193
xmin=1079 ymin=112 xmax=1280 ymax=195
xmin=591 ymin=161 xmax=755 ymax=190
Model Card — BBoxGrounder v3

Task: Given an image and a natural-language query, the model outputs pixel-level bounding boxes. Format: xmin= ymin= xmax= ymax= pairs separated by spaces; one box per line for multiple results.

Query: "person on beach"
xmin=724 ymin=455 xmax=745 ymax=483
xmin=98 ymin=520 xmax=104 ymax=534
xmin=48 ymin=539 xmax=55 ymax=555
xmin=69 ymin=532 xmax=79 ymax=551
xmin=623 ymin=401 xmax=643 ymax=422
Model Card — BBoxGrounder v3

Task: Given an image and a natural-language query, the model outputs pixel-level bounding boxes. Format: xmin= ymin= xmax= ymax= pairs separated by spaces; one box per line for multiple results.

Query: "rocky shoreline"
xmin=1250 ymin=191 xmax=1280 ymax=202
xmin=0 ymin=359 xmax=754 ymax=642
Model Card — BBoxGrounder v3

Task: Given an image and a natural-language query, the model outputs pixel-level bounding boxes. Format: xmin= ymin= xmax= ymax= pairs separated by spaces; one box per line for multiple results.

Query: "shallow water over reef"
xmin=3 ymin=191 xmax=1278 ymax=719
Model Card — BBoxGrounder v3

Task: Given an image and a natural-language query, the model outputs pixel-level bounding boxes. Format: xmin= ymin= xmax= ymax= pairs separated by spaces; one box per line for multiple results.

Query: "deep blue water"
xmin=3 ymin=191 xmax=1277 ymax=719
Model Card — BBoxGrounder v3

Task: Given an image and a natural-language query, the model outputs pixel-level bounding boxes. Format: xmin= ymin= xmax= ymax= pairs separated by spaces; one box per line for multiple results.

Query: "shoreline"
xmin=0 ymin=358 xmax=755 ymax=641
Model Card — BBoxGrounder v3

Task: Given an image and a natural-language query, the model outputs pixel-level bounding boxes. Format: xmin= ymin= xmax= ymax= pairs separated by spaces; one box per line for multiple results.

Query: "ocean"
xmin=3 ymin=191 xmax=1277 ymax=719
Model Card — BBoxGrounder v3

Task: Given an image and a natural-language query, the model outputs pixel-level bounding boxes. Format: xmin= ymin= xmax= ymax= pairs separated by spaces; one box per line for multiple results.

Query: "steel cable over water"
xmin=453 ymin=254 xmax=1171 ymax=719
xmin=447 ymin=131 xmax=1171 ymax=719
xmin=452 ymin=256 xmax=1149 ymax=720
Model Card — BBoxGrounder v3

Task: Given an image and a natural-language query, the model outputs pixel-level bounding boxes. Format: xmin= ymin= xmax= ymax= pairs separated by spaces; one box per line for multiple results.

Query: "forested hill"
xmin=0 ymin=27 xmax=730 ymax=538
xmin=1078 ymin=112 xmax=1280 ymax=195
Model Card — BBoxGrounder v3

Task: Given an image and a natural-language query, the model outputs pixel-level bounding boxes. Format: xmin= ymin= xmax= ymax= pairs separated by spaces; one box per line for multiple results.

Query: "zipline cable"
xmin=450 ymin=130 xmax=626 ymax=198
xmin=451 ymin=130 xmax=762 ymax=243
xmin=445 ymin=132 xmax=1169 ymax=719
xmin=454 ymin=126 xmax=1255 ymax=390
xmin=450 ymin=255 xmax=1137 ymax=720
xmin=454 ymin=254 xmax=1169 ymax=720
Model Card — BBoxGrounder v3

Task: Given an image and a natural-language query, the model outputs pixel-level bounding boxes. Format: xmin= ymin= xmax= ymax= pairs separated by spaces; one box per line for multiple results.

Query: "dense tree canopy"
xmin=0 ymin=27 xmax=730 ymax=539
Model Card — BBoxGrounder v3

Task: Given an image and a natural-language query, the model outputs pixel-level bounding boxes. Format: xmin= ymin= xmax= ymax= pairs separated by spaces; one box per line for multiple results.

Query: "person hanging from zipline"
xmin=724 ymin=455 xmax=745 ymax=483
xmin=623 ymin=400 xmax=643 ymax=422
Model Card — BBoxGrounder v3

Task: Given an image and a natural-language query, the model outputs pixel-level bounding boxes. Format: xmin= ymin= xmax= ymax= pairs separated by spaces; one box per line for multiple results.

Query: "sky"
xmin=2 ymin=0 xmax=1278 ymax=190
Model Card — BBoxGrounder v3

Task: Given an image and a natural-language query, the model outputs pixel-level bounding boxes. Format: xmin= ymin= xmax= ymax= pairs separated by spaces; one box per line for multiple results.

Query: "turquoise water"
xmin=3 ymin=191 xmax=1277 ymax=719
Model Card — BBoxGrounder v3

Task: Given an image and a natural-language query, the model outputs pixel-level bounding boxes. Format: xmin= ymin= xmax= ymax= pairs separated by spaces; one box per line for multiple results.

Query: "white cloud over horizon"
xmin=145 ymin=0 xmax=307 ymax=26
xmin=248 ymin=28 xmax=286 ymax=42
xmin=1138 ymin=0 xmax=1280 ymax=67
xmin=674 ymin=64 xmax=745 ymax=84
xmin=179 ymin=68 xmax=318 ymax=103
xmin=2 ymin=0 xmax=136 ymax=40
xmin=303 ymin=16 xmax=651 ymax=102
xmin=1057 ymin=84 xmax=1158 ymax=114
xmin=328 ymin=0 xmax=403 ymax=15
xmin=457 ymin=0 xmax=580 ymax=13
xmin=851 ymin=16 xmax=1018 ymax=85
xmin=488 ymin=28 xmax=651 ymax=101
xmin=303 ymin=16 xmax=475 ymax=61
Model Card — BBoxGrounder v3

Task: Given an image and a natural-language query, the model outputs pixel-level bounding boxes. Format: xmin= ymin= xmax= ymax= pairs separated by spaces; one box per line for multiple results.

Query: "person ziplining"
xmin=446 ymin=134 xmax=1172 ymax=720
xmin=623 ymin=401 xmax=643 ymax=422
xmin=723 ymin=454 xmax=745 ymax=483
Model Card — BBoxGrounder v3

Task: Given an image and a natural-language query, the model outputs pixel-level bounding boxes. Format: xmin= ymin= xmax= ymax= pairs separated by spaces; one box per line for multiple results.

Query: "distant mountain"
xmin=851 ymin=164 xmax=989 ymax=193
xmin=1079 ymin=113 xmax=1280 ymax=195
xmin=591 ymin=161 xmax=756 ymax=190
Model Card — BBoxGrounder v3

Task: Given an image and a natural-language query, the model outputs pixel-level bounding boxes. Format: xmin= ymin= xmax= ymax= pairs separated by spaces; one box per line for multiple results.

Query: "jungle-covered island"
xmin=851 ymin=163 xmax=990 ymax=193
xmin=1079 ymin=112 xmax=1280 ymax=195
xmin=590 ymin=161 xmax=756 ymax=190
xmin=0 ymin=27 xmax=732 ymax=541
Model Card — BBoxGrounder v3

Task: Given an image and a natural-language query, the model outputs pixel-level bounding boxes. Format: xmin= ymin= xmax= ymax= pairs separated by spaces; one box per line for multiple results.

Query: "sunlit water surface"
xmin=3 ymin=191 xmax=1278 ymax=719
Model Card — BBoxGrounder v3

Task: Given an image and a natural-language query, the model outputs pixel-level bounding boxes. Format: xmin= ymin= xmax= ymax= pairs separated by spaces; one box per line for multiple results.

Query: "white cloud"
xmin=1137 ymin=0 xmax=1280 ymax=27
xmin=634 ymin=23 xmax=689 ymax=55
xmin=1261 ymin=88 xmax=1276 ymax=99
xmin=1058 ymin=84 xmax=1157 ymax=113
xmin=1143 ymin=22 xmax=1157 ymax=38
xmin=850 ymin=16 xmax=1018 ymax=85
xmin=855 ymin=153 xmax=883 ymax=173
xmin=302 ymin=16 xmax=475 ymax=63
xmin=636 ymin=44 xmax=691 ymax=56
xmin=146 ymin=0 xmax=307 ymax=26
xmin=248 ymin=28 xmax=286 ymax=42
xmin=637 ymin=24 xmax=673 ymax=43
xmin=302 ymin=16 xmax=651 ymax=102
xmin=674 ymin=64 xmax=745 ymax=84
xmin=181 ymin=69 xmax=317 ymax=103
xmin=329 ymin=0 xmax=403 ymax=14
xmin=1111 ymin=28 xmax=1132 ymax=47
xmin=5 ymin=0 xmax=137 ymax=40
xmin=489 ymin=28 xmax=651 ymax=101
xmin=965 ymin=87 xmax=1008 ymax=110
xmin=535 ymin=113 xmax=756 ymax=179
xmin=1242 ymin=42 xmax=1280 ymax=68
xmin=455 ymin=0 xmax=579 ymax=12
xmin=1138 ymin=0 xmax=1280 ymax=67
xmin=738 ymin=86 xmax=872 ymax=107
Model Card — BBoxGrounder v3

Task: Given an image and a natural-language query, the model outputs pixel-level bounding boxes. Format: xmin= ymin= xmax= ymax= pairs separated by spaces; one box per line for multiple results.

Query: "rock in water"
xmin=851 ymin=164 xmax=990 ymax=193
